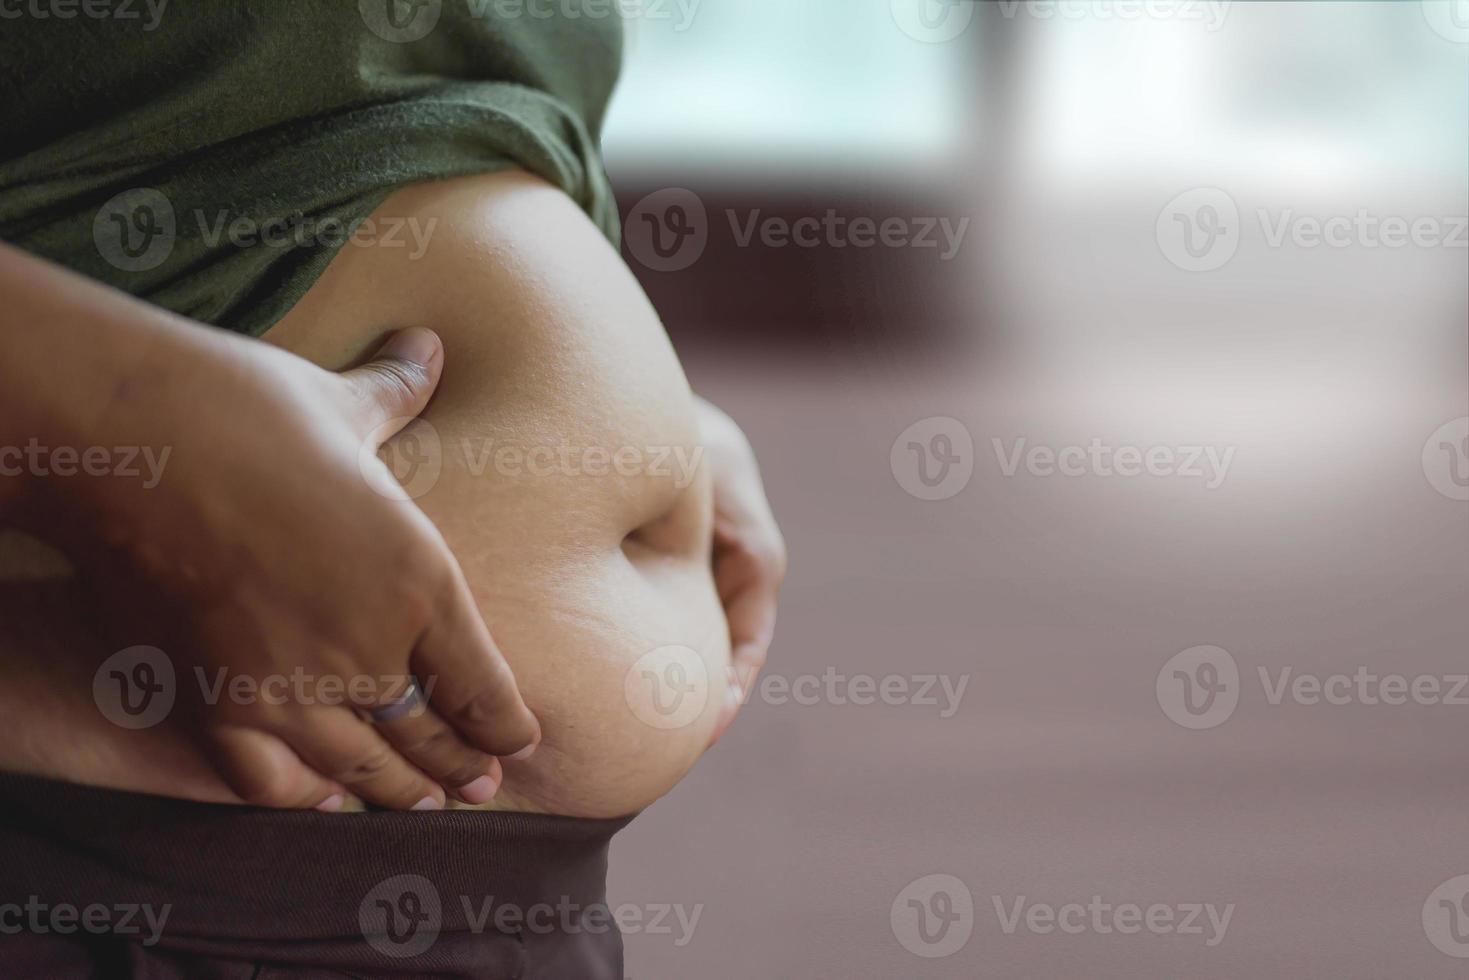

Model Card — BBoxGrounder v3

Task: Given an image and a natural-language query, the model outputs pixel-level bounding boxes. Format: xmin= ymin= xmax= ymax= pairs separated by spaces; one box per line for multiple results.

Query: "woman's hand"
xmin=694 ymin=397 xmax=787 ymax=745
xmin=0 ymin=245 xmax=539 ymax=811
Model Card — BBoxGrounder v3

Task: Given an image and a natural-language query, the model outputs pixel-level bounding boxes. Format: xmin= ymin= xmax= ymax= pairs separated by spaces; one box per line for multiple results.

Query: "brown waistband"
xmin=0 ymin=773 xmax=633 ymax=972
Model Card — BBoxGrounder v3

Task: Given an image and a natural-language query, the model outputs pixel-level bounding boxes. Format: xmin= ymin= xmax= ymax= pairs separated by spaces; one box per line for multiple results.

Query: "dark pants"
xmin=0 ymin=775 xmax=632 ymax=979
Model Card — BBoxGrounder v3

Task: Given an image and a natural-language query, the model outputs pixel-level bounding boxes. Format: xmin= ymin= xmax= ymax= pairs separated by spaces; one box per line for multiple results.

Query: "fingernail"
xmin=458 ymin=775 xmax=499 ymax=805
xmin=411 ymin=795 xmax=443 ymax=811
xmin=509 ymin=741 xmax=538 ymax=762
xmin=315 ymin=794 xmax=344 ymax=813
xmin=380 ymin=328 xmax=440 ymax=367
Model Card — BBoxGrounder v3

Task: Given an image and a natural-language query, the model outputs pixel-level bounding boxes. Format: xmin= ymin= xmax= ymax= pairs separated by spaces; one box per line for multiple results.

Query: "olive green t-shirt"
xmin=0 ymin=1 xmax=623 ymax=335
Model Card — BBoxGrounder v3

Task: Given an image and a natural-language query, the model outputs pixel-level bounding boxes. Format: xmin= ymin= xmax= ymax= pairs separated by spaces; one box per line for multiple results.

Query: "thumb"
xmin=342 ymin=327 xmax=445 ymax=443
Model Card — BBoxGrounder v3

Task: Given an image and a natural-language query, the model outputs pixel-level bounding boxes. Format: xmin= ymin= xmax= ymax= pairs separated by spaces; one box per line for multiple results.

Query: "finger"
xmin=204 ymin=724 xmax=349 ymax=812
xmin=708 ymin=537 xmax=782 ymax=748
xmin=288 ymin=709 xmax=447 ymax=811
xmin=415 ymin=567 xmax=542 ymax=760
xmin=713 ymin=535 xmax=784 ymax=689
xmin=371 ymin=698 xmax=503 ymax=805
xmin=341 ymin=327 xmax=445 ymax=444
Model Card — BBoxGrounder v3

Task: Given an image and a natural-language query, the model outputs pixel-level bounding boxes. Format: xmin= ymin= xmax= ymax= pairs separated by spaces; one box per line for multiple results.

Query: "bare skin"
xmin=0 ymin=170 xmax=782 ymax=818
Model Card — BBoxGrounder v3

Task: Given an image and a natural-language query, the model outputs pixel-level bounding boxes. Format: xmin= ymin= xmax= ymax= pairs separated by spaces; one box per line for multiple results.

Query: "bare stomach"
xmin=0 ymin=170 xmax=730 ymax=819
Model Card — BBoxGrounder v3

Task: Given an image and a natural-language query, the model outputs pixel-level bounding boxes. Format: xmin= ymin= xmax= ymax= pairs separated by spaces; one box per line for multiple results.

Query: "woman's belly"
xmin=0 ymin=170 xmax=730 ymax=819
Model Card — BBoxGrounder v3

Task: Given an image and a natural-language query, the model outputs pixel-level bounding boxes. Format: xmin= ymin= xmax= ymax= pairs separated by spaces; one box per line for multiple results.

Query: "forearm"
xmin=0 ymin=244 xmax=221 ymax=526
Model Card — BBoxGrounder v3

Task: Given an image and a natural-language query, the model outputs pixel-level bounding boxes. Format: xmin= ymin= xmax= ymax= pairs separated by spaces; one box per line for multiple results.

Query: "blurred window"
xmin=603 ymin=0 xmax=972 ymax=175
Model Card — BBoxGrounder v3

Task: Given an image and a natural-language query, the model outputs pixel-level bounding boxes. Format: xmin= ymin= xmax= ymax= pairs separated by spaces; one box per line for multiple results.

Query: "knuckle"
xmin=332 ymin=747 xmax=396 ymax=784
xmin=230 ymin=762 xmax=306 ymax=809
xmin=401 ymin=726 xmax=457 ymax=758
xmin=388 ymin=538 xmax=451 ymax=623
xmin=367 ymin=359 xmax=428 ymax=405
xmin=449 ymin=694 xmax=535 ymax=755
xmin=440 ymin=759 xmax=489 ymax=787
xmin=748 ymin=535 xmax=788 ymax=582
xmin=448 ymin=692 xmax=496 ymax=729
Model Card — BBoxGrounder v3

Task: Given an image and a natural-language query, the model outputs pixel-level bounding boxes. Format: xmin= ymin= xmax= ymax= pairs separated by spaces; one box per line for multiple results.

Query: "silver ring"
xmin=367 ymin=679 xmax=424 ymax=724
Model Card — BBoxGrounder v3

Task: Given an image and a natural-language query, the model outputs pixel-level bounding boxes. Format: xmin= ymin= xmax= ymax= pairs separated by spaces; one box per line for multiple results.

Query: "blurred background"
xmin=601 ymin=2 xmax=1467 ymax=978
